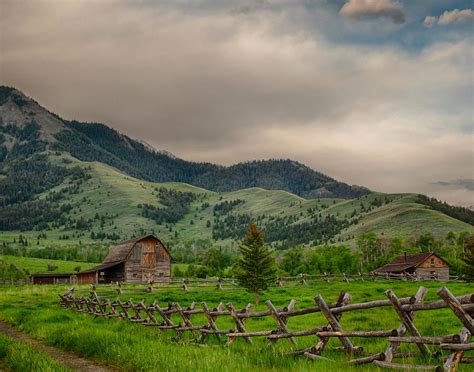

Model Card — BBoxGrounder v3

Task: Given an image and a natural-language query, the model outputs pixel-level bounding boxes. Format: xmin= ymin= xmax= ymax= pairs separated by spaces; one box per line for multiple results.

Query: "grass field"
xmin=0 ymin=255 xmax=97 ymax=274
xmin=0 ymin=281 xmax=472 ymax=371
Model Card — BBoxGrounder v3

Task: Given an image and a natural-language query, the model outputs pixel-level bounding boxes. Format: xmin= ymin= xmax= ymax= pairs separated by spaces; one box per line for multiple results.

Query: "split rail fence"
xmin=88 ymin=272 xmax=466 ymax=293
xmin=60 ymin=285 xmax=473 ymax=371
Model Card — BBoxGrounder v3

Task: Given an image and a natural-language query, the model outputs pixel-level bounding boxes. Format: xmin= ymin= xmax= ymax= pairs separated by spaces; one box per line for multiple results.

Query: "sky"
xmin=1 ymin=0 xmax=473 ymax=206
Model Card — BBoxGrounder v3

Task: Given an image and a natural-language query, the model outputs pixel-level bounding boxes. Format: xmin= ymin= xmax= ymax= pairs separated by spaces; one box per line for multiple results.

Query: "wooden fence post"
xmin=265 ymin=299 xmax=297 ymax=345
xmin=300 ymin=273 xmax=308 ymax=286
xmin=312 ymin=291 xmax=352 ymax=356
xmin=227 ymin=303 xmax=252 ymax=344
xmin=153 ymin=302 xmax=176 ymax=329
xmin=383 ymin=286 xmax=427 ymax=362
xmin=437 ymin=287 xmax=474 ymax=334
xmin=175 ymin=302 xmax=196 ymax=336
xmin=200 ymin=302 xmax=222 ymax=342
xmin=315 ymin=293 xmax=354 ymax=354
xmin=385 ymin=288 xmax=430 ymax=356
xmin=444 ymin=328 xmax=471 ymax=372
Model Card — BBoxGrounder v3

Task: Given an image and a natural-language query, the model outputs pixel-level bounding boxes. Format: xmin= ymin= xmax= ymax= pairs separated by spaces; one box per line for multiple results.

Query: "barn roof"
xmin=102 ymin=234 xmax=171 ymax=264
xmin=77 ymin=261 xmax=123 ymax=274
xmin=373 ymin=252 xmax=448 ymax=273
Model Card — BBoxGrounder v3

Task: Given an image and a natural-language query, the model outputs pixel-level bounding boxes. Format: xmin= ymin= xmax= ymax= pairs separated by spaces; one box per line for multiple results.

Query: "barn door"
xmin=141 ymin=243 xmax=156 ymax=268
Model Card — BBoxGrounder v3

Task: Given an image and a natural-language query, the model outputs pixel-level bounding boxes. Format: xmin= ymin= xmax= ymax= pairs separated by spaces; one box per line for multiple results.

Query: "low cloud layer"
xmin=424 ymin=8 xmax=474 ymax=27
xmin=433 ymin=179 xmax=474 ymax=191
xmin=0 ymin=1 xmax=472 ymax=206
xmin=340 ymin=0 xmax=405 ymax=24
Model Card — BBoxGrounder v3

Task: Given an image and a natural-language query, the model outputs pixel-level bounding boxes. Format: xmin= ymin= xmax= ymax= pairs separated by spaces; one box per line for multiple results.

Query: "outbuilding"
xmin=31 ymin=273 xmax=74 ymax=285
xmin=76 ymin=234 xmax=171 ymax=284
xmin=373 ymin=252 xmax=449 ymax=281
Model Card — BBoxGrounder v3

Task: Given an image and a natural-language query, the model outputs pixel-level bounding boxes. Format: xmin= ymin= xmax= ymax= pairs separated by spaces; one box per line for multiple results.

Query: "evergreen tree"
xmin=460 ymin=235 xmax=474 ymax=280
xmin=234 ymin=224 xmax=276 ymax=304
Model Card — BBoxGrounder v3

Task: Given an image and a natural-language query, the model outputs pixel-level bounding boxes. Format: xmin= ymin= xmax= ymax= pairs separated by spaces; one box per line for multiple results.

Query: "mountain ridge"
xmin=0 ymin=86 xmax=369 ymax=199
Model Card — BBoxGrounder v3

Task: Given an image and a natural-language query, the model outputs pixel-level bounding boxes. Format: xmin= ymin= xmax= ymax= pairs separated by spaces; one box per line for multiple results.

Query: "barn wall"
xmin=124 ymin=237 xmax=171 ymax=283
xmin=418 ymin=255 xmax=449 ymax=269
xmin=416 ymin=268 xmax=449 ymax=281
xmin=76 ymin=272 xmax=97 ymax=284
xmin=32 ymin=275 xmax=72 ymax=284
xmin=32 ymin=276 xmax=54 ymax=285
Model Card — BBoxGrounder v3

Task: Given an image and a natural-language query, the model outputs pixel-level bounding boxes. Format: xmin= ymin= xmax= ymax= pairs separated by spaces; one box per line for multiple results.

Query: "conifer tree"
xmin=460 ymin=235 xmax=474 ymax=280
xmin=234 ymin=224 xmax=276 ymax=304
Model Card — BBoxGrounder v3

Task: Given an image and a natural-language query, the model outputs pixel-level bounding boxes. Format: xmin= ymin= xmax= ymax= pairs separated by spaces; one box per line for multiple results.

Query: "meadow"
xmin=0 ymin=280 xmax=472 ymax=371
xmin=0 ymin=255 xmax=96 ymax=274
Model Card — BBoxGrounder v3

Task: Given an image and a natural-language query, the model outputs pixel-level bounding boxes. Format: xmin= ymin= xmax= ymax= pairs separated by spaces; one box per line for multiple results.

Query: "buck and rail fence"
xmin=88 ymin=272 xmax=467 ymax=292
xmin=59 ymin=285 xmax=474 ymax=371
xmin=0 ymin=271 xmax=467 ymax=287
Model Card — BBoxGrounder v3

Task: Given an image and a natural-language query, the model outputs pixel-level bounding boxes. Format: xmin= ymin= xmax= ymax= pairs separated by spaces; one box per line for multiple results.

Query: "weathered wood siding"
xmin=124 ymin=237 xmax=171 ymax=283
xmin=76 ymin=272 xmax=97 ymax=285
xmin=417 ymin=255 xmax=449 ymax=269
xmin=416 ymin=268 xmax=449 ymax=281
xmin=31 ymin=274 xmax=73 ymax=284
xmin=415 ymin=255 xmax=449 ymax=281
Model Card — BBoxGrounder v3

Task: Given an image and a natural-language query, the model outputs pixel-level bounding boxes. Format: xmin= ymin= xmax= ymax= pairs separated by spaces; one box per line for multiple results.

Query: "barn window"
xmin=132 ymin=244 xmax=142 ymax=260
xmin=430 ymin=258 xmax=435 ymax=266
xmin=155 ymin=243 xmax=165 ymax=262
xmin=430 ymin=271 xmax=437 ymax=279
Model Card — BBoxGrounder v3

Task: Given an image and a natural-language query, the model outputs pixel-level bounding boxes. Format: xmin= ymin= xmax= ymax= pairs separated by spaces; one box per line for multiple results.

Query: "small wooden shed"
xmin=76 ymin=235 xmax=171 ymax=284
xmin=31 ymin=273 xmax=74 ymax=285
xmin=373 ymin=252 xmax=449 ymax=281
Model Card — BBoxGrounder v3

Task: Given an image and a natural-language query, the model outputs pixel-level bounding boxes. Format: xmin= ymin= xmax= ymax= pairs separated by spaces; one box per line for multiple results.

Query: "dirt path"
xmin=0 ymin=321 xmax=114 ymax=372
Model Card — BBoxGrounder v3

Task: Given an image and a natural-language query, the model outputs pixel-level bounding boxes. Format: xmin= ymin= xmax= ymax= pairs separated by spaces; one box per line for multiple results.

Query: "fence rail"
xmin=0 ymin=271 xmax=467 ymax=287
xmin=85 ymin=273 xmax=468 ymax=293
xmin=59 ymin=285 xmax=473 ymax=371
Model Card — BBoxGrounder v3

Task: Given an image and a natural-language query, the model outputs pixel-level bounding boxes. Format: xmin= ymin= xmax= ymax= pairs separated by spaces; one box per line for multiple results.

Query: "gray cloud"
xmin=0 ymin=0 xmax=472 ymax=205
xmin=340 ymin=0 xmax=405 ymax=24
xmin=230 ymin=0 xmax=267 ymax=15
xmin=433 ymin=179 xmax=474 ymax=191
xmin=424 ymin=8 xmax=474 ymax=27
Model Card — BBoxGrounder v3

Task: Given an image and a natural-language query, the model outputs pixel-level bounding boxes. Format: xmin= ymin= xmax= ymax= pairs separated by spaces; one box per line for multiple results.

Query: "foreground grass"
xmin=0 ymin=333 xmax=70 ymax=371
xmin=0 ymin=281 xmax=472 ymax=371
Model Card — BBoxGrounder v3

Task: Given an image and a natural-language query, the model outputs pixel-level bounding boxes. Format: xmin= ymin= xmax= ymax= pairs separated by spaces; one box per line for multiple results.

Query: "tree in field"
xmin=202 ymin=247 xmax=230 ymax=276
xmin=460 ymin=235 xmax=474 ymax=280
xmin=234 ymin=224 xmax=276 ymax=304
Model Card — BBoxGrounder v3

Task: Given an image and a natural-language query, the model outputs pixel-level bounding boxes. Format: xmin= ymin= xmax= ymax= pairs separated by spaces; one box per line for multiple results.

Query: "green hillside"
xmin=0 ymin=152 xmax=471 ymax=259
xmin=0 ymin=255 xmax=96 ymax=274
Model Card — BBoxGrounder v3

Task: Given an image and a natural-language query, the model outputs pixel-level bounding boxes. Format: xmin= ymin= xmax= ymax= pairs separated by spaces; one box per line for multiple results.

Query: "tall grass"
xmin=0 ymin=281 xmax=472 ymax=371
xmin=0 ymin=333 xmax=70 ymax=372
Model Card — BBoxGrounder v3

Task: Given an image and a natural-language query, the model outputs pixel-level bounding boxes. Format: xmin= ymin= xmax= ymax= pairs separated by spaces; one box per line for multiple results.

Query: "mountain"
xmin=0 ymin=86 xmax=472 ymax=261
xmin=0 ymin=86 xmax=369 ymax=199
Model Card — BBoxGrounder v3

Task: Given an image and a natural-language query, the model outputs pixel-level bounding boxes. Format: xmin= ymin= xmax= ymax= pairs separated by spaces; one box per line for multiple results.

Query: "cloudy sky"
xmin=1 ymin=0 xmax=473 ymax=206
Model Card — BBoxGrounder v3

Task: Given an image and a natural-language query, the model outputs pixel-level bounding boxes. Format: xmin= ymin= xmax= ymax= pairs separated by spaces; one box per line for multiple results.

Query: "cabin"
xmin=76 ymin=235 xmax=171 ymax=284
xmin=373 ymin=252 xmax=449 ymax=281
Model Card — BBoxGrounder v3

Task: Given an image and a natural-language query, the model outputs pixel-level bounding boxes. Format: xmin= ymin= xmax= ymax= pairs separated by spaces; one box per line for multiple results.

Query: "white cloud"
xmin=340 ymin=0 xmax=405 ymax=24
xmin=423 ymin=16 xmax=437 ymax=28
xmin=424 ymin=8 xmax=474 ymax=27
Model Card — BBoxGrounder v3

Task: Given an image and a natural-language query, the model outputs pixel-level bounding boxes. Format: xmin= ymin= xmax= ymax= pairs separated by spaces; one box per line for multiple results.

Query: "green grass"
xmin=0 ymin=333 xmax=70 ymax=371
xmin=0 ymin=281 xmax=472 ymax=371
xmin=0 ymin=255 xmax=97 ymax=274
xmin=0 ymin=153 xmax=471 ymax=252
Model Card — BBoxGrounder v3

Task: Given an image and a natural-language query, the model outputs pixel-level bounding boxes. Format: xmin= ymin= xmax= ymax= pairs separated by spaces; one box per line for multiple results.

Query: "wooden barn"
xmin=373 ymin=252 xmax=449 ymax=281
xmin=76 ymin=235 xmax=171 ymax=284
